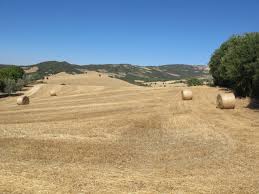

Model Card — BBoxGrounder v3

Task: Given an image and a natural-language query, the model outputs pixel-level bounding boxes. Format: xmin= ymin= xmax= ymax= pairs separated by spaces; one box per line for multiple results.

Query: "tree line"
xmin=209 ymin=32 xmax=259 ymax=98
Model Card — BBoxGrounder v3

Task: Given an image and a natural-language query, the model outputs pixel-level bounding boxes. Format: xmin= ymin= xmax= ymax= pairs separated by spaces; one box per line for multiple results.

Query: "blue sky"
xmin=0 ymin=0 xmax=258 ymax=66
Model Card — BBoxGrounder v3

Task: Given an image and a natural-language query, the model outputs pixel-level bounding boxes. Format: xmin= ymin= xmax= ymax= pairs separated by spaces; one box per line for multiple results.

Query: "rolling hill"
xmin=3 ymin=61 xmax=210 ymax=85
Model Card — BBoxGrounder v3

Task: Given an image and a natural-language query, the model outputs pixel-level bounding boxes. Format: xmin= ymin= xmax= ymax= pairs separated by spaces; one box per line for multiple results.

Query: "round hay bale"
xmin=216 ymin=93 xmax=235 ymax=109
xmin=182 ymin=89 xmax=193 ymax=100
xmin=49 ymin=90 xmax=57 ymax=96
xmin=17 ymin=96 xmax=30 ymax=105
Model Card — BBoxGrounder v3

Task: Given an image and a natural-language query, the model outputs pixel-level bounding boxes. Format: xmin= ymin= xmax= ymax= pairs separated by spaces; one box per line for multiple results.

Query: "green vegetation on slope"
xmin=83 ymin=64 xmax=209 ymax=83
xmin=1 ymin=61 xmax=209 ymax=86
xmin=26 ymin=61 xmax=82 ymax=79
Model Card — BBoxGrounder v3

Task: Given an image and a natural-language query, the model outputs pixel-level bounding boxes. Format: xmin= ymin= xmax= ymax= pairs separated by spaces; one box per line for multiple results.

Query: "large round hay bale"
xmin=182 ymin=89 xmax=193 ymax=100
xmin=49 ymin=90 xmax=57 ymax=96
xmin=216 ymin=93 xmax=235 ymax=109
xmin=17 ymin=96 xmax=30 ymax=105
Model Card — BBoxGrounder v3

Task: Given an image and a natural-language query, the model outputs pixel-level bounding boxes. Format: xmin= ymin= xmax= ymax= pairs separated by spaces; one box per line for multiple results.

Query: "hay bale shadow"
xmin=10 ymin=93 xmax=24 ymax=97
xmin=0 ymin=93 xmax=9 ymax=98
xmin=21 ymin=85 xmax=33 ymax=91
xmin=247 ymin=98 xmax=259 ymax=110
xmin=218 ymin=88 xmax=233 ymax=93
xmin=0 ymin=92 xmax=24 ymax=98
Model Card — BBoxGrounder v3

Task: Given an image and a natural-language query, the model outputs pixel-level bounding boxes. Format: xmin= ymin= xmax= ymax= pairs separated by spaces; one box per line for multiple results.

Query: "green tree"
xmin=3 ymin=79 xmax=16 ymax=95
xmin=209 ymin=39 xmax=234 ymax=86
xmin=0 ymin=66 xmax=24 ymax=81
xmin=0 ymin=66 xmax=25 ymax=93
xmin=0 ymin=80 xmax=5 ymax=92
xmin=209 ymin=33 xmax=259 ymax=97
xmin=16 ymin=79 xmax=25 ymax=91
xmin=252 ymin=63 xmax=259 ymax=98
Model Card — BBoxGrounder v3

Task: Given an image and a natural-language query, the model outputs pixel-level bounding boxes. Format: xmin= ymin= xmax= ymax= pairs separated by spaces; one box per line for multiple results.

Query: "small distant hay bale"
xmin=182 ymin=89 xmax=193 ymax=100
xmin=49 ymin=90 xmax=57 ymax=96
xmin=17 ymin=96 xmax=30 ymax=105
xmin=216 ymin=93 xmax=235 ymax=109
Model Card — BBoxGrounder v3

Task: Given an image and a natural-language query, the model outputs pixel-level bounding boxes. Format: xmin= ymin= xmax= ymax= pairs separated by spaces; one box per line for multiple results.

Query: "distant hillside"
xmin=0 ymin=64 xmax=14 ymax=68
xmin=25 ymin=61 xmax=82 ymax=76
xmin=3 ymin=61 xmax=210 ymax=85
xmin=83 ymin=63 xmax=210 ymax=84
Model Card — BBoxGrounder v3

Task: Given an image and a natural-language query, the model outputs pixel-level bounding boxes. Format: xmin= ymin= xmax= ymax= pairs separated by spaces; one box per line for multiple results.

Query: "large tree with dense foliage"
xmin=0 ymin=66 xmax=25 ymax=93
xmin=209 ymin=33 xmax=259 ymax=98
xmin=0 ymin=66 xmax=24 ymax=81
xmin=253 ymin=64 xmax=259 ymax=97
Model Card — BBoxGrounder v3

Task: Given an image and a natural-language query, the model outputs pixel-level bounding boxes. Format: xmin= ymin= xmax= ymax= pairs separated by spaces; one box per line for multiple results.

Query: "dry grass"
xmin=23 ymin=66 xmax=39 ymax=74
xmin=0 ymin=72 xmax=258 ymax=193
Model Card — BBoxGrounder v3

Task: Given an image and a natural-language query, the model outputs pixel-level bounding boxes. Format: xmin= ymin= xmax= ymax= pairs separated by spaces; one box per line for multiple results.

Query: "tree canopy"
xmin=209 ymin=33 xmax=259 ymax=98
xmin=0 ymin=66 xmax=25 ymax=93
xmin=0 ymin=66 xmax=24 ymax=81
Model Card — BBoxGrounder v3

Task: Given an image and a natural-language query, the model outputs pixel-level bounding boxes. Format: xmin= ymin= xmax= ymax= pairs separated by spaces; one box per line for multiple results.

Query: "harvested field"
xmin=0 ymin=72 xmax=258 ymax=193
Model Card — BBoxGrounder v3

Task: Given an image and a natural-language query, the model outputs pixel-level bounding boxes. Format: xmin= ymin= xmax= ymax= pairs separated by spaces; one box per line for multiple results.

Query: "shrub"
xmin=187 ymin=78 xmax=203 ymax=86
xmin=24 ymin=73 xmax=43 ymax=83
xmin=3 ymin=79 xmax=17 ymax=95
xmin=16 ymin=79 xmax=25 ymax=91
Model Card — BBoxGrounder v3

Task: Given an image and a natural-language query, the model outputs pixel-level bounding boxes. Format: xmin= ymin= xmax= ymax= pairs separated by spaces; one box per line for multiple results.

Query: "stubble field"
xmin=0 ymin=72 xmax=258 ymax=193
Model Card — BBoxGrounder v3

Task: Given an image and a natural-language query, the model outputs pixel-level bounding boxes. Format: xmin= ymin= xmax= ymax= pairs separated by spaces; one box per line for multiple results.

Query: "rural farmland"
xmin=0 ymin=72 xmax=258 ymax=193
xmin=1 ymin=1 xmax=259 ymax=193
